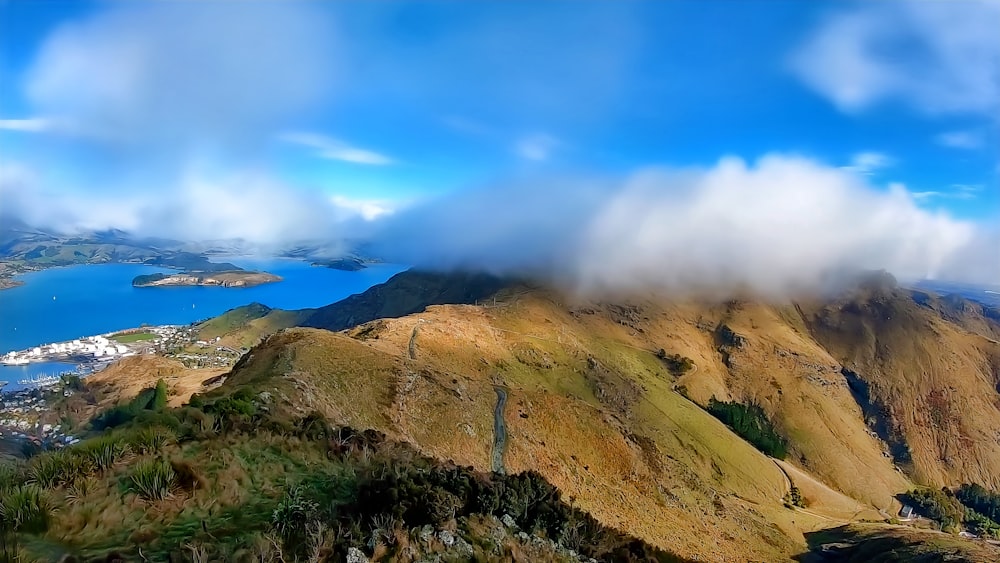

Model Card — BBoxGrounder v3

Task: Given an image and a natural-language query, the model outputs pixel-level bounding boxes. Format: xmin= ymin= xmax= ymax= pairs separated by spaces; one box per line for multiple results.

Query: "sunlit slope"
xmin=213 ymin=297 xmax=807 ymax=561
xmin=801 ymin=283 xmax=1000 ymax=489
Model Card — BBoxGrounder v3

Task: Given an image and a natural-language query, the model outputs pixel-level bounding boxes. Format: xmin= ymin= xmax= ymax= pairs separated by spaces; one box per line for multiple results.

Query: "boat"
xmin=17 ymin=374 xmax=61 ymax=387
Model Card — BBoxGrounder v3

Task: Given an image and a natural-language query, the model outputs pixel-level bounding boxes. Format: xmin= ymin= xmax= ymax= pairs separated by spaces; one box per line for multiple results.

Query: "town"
xmin=0 ymin=322 xmax=244 ymax=456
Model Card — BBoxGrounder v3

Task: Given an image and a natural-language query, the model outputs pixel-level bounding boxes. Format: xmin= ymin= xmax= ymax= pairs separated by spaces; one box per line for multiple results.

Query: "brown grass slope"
xmin=799 ymin=280 xmax=1000 ymax=490
xmin=214 ymin=284 xmax=915 ymax=561
xmin=174 ymin=270 xmax=999 ymax=560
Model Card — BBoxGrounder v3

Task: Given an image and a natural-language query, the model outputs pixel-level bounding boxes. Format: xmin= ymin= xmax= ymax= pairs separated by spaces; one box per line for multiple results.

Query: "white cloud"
xmin=329 ymin=195 xmax=394 ymax=221
xmin=23 ymin=3 xmax=335 ymax=146
xmin=0 ymin=163 xmax=389 ymax=244
xmin=912 ymin=184 xmax=983 ymax=201
xmin=791 ymin=2 xmax=1000 ymax=116
xmin=373 ymin=154 xmax=993 ymax=294
xmin=936 ymin=130 xmax=984 ymax=150
xmin=515 ymin=133 xmax=560 ymax=161
xmin=841 ymin=151 xmax=894 ymax=176
xmin=0 ymin=118 xmax=57 ymax=133
xmin=280 ymin=132 xmax=393 ymax=166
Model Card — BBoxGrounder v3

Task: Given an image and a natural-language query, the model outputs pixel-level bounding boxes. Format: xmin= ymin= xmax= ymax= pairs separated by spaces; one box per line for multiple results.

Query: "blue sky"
xmin=0 ymin=1 xmax=997 ymax=286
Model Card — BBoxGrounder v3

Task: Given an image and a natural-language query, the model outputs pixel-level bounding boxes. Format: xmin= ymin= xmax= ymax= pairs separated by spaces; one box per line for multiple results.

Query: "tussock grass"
xmin=128 ymin=426 xmax=174 ymax=455
xmin=0 ymin=463 xmax=24 ymax=492
xmin=0 ymin=484 xmax=50 ymax=534
xmin=127 ymin=459 xmax=176 ymax=501
xmin=74 ymin=435 xmax=132 ymax=472
xmin=27 ymin=450 xmax=90 ymax=488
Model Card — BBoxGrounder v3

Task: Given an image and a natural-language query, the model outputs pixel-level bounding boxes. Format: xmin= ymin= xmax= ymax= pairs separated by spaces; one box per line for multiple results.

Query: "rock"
xmin=439 ymin=530 xmax=455 ymax=547
xmin=501 ymin=513 xmax=518 ymax=528
xmin=346 ymin=547 xmax=369 ymax=563
xmin=419 ymin=524 xmax=435 ymax=542
xmin=517 ymin=531 xmax=530 ymax=541
xmin=454 ymin=536 xmax=474 ymax=556
xmin=258 ymin=391 xmax=272 ymax=403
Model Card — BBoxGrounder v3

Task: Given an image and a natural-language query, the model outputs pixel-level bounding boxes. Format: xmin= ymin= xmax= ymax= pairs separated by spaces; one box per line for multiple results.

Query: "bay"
xmin=0 ymin=259 xmax=407 ymax=357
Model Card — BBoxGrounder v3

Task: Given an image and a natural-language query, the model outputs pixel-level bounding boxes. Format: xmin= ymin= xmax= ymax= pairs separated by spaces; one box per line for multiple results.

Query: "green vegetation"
xmin=127 ymin=459 xmax=176 ymax=501
xmin=655 ymin=349 xmax=694 ymax=375
xmin=91 ymin=380 xmax=169 ymax=431
xmin=956 ymin=483 xmax=1000 ymax=524
xmin=901 ymin=485 xmax=1000 ymax=537
xmin=707 ymin=398 xmax=788 ymax=459
xmin=784 ymin=486 xmax=804 ymax=509
xmin=110 ymin=332 xmax=157 ymax=343
xmin=1 ymin=389 xmax=691 ymax=562
xmin=153 ymin=378 xmax=168 ymax=411
xmin=131 ymin=273 xmax=168 ymax=286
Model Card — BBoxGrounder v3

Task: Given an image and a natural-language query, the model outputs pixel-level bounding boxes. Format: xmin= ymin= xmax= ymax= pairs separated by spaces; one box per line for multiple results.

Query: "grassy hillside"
xmin=800 ymin=281 xmax=1000 ymax=489
xmin=4 ymin=403 xmax=684 ymax=562
xmin=11 ymin=270 xmax=999 ymax=562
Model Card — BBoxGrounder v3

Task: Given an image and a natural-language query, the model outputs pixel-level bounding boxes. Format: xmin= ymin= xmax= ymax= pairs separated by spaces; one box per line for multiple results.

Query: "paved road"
xmin=491 ymin=385 xmax=508 ymax=474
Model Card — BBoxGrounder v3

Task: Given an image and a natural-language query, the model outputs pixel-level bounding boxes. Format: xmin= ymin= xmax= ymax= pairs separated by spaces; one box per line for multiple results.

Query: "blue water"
xmin=0 ymin=259 xmax=407 ymax=356
xmin=1 ymin=362 xmax=75 ymax=393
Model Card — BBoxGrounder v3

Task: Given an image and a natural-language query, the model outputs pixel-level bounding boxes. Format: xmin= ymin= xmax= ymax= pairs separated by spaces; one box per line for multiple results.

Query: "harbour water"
xmin=0 ymin=259 xmax=407 ymax=375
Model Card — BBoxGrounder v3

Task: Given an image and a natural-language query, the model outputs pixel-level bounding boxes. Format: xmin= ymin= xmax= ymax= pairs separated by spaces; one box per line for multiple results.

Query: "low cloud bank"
xmin=0 ymin=165 xmax=365 ymax=250
xmin=372 ymin=154 xmax=995 ymax=297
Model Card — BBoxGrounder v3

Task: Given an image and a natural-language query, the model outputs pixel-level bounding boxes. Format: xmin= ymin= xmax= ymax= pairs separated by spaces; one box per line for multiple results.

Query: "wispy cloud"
xmin=0 ymin=116 xmax=96 ymax=137
xmin=790 ymin=2 xmax=1000 ymax=116
xmin=279 ymin=132 xmax=394 ymax=166
xmin=0 ymin=118 xmax=57 ymax=133
xmin=329 ymin=195 xmax=394 ymax=221
xmin=515 ymin=133 xmax=560 ymax=161
xmin=841 ymin=151 xmax=893 ymax=176
xmin=936 ymin=130 xmax=984 ymax=150
xmin=911 ymin=184 xmax=983 ymax=201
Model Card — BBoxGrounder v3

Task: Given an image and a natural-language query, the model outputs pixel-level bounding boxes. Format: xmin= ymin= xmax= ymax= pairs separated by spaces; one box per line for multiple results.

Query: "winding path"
xmin=491 ymin=385 xmax=509 ymax=474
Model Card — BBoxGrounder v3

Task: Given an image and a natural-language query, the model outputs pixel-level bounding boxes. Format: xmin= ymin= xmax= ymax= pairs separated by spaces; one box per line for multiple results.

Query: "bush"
xmin=655 ymin=350 xmax=694 ymax=375
xmin=127 ymin=459 xmax=176 ymax=501
xmin=153 ymin=379 xmax=169 ymax=411
xmin=707 ymin=398 xmax=788 ymax=459
xmin=91 ymin=384 xmax=168 ymax=431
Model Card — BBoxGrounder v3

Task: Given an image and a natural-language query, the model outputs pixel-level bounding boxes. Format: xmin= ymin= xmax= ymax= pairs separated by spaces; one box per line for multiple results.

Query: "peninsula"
xmin=132 ymin=270 xmax=281 ymax=288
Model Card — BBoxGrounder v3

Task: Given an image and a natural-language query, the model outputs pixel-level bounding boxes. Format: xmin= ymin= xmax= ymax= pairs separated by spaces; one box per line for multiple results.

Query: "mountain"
xmin=7 ymin=269 xmax=1000 ymax=562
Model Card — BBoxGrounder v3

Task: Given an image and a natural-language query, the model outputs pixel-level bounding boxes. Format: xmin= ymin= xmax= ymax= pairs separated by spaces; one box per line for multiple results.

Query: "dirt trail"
xmin=491 ymin=385 xmax=508 ymax=474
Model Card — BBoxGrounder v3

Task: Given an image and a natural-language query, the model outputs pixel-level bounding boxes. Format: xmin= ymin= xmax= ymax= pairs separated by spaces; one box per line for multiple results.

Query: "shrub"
xmin=127 ymin=459 xmax=176 ymax=501
xmin=707 ymin=398 xmax=788 ymax=459
xmin=91 ymin=386 xmax=163 ymax=430
xmin=655 ymin=350 xmax=694 ymax=375
xmin=153 ymin=378 xmax=169 ymax=411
